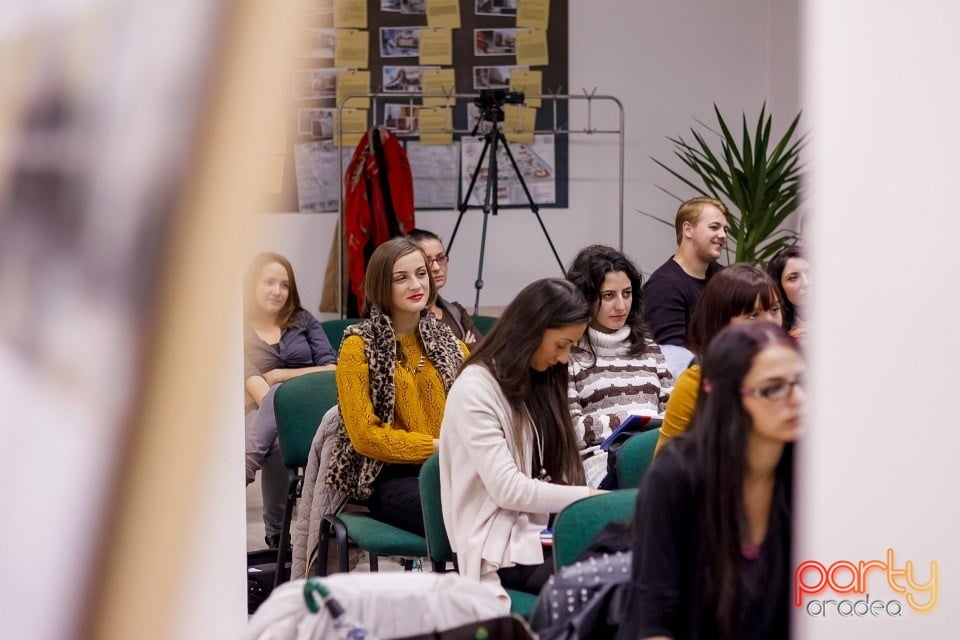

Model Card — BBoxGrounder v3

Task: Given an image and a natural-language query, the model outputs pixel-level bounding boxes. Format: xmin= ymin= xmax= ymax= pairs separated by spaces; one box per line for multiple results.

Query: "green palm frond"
xmin=652 ymin=103 xmax=805 ymax=266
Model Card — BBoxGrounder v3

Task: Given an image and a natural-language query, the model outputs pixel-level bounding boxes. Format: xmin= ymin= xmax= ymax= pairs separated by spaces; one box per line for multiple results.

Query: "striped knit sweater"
xmin=567 ymin=327 xmax=673 ymax=487
xmin=568 ymin=326 xmax=675 ymax=483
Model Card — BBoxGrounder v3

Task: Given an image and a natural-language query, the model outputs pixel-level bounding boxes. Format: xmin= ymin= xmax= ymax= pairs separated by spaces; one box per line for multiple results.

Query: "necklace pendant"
xmin=538 ymin=468 xmax=552 ymax=483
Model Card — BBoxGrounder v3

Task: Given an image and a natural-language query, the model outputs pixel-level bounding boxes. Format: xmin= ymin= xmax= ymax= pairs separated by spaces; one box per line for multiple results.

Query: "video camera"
xmin=474 ymin=89 xmax=526 ymax=111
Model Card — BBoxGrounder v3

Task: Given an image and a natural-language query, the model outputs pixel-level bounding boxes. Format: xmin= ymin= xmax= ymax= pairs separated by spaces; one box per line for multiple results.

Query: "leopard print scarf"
xmin=325 ymin=305 xmax=463 ymax=500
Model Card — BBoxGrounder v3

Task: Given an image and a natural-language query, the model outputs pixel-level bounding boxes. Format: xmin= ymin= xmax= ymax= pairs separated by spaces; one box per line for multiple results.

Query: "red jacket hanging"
xmin=343 ymin=126 xmax=415 ymax=315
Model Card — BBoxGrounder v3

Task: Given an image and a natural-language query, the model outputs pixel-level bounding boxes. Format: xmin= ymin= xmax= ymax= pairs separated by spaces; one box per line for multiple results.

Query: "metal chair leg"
xmin=272 ymin=477 xmax=299 ymax=588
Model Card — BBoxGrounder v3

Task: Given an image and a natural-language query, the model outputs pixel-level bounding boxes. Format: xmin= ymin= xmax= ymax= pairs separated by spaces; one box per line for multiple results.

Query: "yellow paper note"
xmin=516 ymin=29 xmax=548 ymax=67
xmin=333 ymin=0 xmax=367 ymax=28
xmin=509 ymin=69 xmax=542 ymax=108
xmin=517 ymin=0 xmax=549 ymax=30
xmin=503 ymin=104 xmax=536 ymax=144
xmin=425 ymin=0 xmax=461 ymax=28
xmin=334 ymin=108 xmax=369 ymax=148
xmin=422 ymin=68 xmax=456 ymax=107
xmin=334 ymin=29 xmax=369 ymax=69
xmin=336 ymin=69 xmax=371 ymax=109
xmin=419 ymin=27 xmax=452 ymax=66
xmin=418 ymin=106 xmax=453 ymax=145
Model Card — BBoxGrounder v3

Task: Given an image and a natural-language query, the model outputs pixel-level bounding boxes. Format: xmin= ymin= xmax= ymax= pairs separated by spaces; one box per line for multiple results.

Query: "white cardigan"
xmin=439 ymin=364 xmax=591 ymax=605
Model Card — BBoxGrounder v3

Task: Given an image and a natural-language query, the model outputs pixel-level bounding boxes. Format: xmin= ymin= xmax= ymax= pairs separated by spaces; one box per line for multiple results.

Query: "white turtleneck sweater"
xmin=567 ymin=326 xmax=675 ymax=486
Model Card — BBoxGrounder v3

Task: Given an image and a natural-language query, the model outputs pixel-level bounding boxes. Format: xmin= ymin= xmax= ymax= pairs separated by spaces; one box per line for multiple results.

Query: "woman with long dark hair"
xmin=244 ymin=252 xmax=336 ymax=547
xmin=439 ymin=278 xmax=603 ymax=608
xmin=767 ymin=246 xmax=810 ymax=340
xmin=617 ymin=321 xmax=804 ymax=640
xmin=655 ymin=263 xmax=782 ymax=455
xmin=565 ymin=245 xmax=674 ymax=487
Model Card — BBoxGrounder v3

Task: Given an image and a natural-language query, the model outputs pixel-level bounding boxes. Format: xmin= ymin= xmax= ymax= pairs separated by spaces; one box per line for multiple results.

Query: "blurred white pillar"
xmin=799 ymin=1 xmax=960 ymax=637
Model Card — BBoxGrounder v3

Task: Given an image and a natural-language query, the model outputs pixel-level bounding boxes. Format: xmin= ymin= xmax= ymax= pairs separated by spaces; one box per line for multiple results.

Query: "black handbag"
xmin=529 ymin=551 xmax=633 ymax=640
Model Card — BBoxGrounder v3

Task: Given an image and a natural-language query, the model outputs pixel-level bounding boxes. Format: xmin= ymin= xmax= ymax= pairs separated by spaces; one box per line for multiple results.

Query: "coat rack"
xmin=331 ymin=90 xmax=625 ymax=316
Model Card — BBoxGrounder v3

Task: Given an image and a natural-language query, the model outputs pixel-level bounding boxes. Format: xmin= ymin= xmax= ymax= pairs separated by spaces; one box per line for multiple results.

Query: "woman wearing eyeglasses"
xmin=617 ymin=321 xmax=803 ymax=640
xmin=655 ymin=264 xmax=783 ymax=455
xmin=407 ymin=228 xmax=482 ymax=345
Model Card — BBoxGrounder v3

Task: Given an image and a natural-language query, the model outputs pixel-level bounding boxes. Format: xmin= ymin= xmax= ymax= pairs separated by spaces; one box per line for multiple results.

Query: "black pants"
xmin=367 ymin=464 xmax=425 ymax=537
xmin=498 ymin=547 xmax=555 ymax=595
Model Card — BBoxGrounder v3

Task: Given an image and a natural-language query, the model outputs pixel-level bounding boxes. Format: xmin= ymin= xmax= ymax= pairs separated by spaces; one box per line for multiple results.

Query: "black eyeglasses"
xmin=427 ymin=254 xmax=449 ymax=267
xmin=741 ymin=376 xmax=804 ymax=402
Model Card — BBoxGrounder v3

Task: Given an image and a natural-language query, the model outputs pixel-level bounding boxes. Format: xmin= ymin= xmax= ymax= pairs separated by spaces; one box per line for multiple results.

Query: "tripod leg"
xmin=497 ymin=132 xmax=565 ymax=273
xmin=473 ymin=201 xmax=493 ymax=316
xmin=472 ymin=131 xmax=498 ymax=315
xmin=449 ymin=137 xmax=492 ymax=254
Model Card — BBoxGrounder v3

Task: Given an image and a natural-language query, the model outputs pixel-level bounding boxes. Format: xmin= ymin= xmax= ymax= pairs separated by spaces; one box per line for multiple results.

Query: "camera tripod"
xmin=447 ymin=98 xmax=565 ymax=315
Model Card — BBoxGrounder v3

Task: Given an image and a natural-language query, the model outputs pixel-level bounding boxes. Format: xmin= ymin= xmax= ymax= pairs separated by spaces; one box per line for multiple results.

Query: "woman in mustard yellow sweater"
xmin=655 ymin=264 xmax=783 ymax=455
xmin=331 ymin=237 xmax=467 ymax=536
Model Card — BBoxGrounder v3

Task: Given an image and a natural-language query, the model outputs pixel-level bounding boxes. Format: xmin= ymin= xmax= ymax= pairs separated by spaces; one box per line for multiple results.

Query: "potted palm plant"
xmin=648 ymin=103 xmax=804 ymax=266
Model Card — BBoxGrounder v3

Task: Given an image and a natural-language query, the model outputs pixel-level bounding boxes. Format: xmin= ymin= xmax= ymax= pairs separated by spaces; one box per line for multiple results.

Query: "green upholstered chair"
xmin=418 ymin=453 xmax=455 ymax=573
xmin=273 ymin=370 xmax=339 ymax=587
xmin=552 ymin=489 xmax=639 ymax=569
xmin=318 ymin=510 xmax=428 ymax=574
xmin=419 ymin=453 xmax=537 ymax=619
xmin=616 ymin=428 xmax=661 ymax=489
xmin=321 ymin=317 xmax=361 ymax=353
xmin=472 ymin=314 xmax=498 ymax=335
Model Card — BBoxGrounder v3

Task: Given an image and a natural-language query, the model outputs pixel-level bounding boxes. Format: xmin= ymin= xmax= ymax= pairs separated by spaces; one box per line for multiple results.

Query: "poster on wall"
xmin=294 ymin=68 xmax=337 ymax=100
xmin=407 ymin=140 xmax=460 ymax=208
xmin=460 ymin=134 xmax=555 ymax=207
xmin=472 ymin=64 xmax=526 ymax=90
xmin=383 ymin=65 xmax=440 ymax=92
xmin=299 ymin=28 xmax=336 ymax=58
xmin=294 ymin=141 xmax=352 ymax=212
xmin=297 ymin=107 xmax=335 ymax=136
xmin=474 ymin=0 xmax=517 ymax=17
xmin=384 ymin=103 xmax=419 ymax=134
xmin=380 ymin=26 xmax=422 ymax=57
xmin=473 ymin=28 xmax=516 ymax=55
xmin=271 ymin=0 xmax=569 ymax=212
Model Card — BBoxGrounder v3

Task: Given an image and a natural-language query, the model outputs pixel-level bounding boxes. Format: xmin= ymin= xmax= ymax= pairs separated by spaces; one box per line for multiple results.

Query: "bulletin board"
xmin=269 ymin=0 xmax=569 ymax=213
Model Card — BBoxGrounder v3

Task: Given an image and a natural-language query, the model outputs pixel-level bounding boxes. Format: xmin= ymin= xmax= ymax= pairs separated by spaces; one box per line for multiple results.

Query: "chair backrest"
xmin=472 ymin=315 xmax=498 ymax=335
xmin=321 ymin=318 xmax=361 ymax=353
xmin=616 ymin=428 xmax=661 ymax=489
xmin=552 ymin=489 xmax=639 ymax=569
xmin=419 ymin=452 xmax=563 ymax=618
xmin=274 ymin=370 xmax=338 ymax=469
xmin=418 ymin=453 xmax=454 ymax=564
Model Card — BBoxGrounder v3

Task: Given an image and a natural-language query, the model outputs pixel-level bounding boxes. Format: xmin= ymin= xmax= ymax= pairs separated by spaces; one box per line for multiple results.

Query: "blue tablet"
xmin=599 ymin=415 xmax=663 ymax=450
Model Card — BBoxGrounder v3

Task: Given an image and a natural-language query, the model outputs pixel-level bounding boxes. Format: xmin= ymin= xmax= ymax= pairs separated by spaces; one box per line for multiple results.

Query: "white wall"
xmin=797 ymin=1 xmax=960 ymax=637
xmin=254 ymin=0 xmax=801 ymax=313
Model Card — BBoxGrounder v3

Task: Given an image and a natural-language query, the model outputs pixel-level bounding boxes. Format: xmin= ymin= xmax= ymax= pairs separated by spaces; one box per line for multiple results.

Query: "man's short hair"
xmin=674 ymin=196 xmax=729 ymax=245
